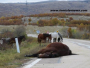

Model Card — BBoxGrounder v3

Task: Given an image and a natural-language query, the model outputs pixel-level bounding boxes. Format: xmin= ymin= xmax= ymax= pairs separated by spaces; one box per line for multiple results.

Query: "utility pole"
xmin=26 ymin=0 xmax=27 ymax=6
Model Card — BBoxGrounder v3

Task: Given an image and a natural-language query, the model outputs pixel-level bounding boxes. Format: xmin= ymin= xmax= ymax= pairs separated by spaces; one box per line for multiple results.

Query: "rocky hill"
xmin=0 ymin=1 xmax=90 ymax=17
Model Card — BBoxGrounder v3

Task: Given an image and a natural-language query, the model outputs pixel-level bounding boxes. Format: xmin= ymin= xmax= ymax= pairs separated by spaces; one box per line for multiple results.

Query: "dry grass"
xmin=0 ymin=37 xmax=49 ymax=68
xmin=0 ymin=25 xmax=76 ymax=34
xmin=0 ymin=25 xmax=75 ymax=68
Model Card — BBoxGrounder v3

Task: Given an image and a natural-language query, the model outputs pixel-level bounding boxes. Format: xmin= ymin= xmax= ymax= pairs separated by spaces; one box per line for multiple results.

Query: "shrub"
xmin=82 ymin=33 xmax=90 ymax=39
xmin=59 ymin=27 xmax=69 ymax=37
xmin=13 ymin=26 xmax=26 ymax=37
xmin=67 ymin=27 xmax=73 ymax=38
xmin=72 ymin=29 xmax=83 ymax=39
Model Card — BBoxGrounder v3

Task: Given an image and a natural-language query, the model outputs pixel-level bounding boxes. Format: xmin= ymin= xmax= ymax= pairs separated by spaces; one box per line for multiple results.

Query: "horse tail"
xmin=58 ymin=33 xmax=63 ymax=42
xmin=69 ymin=50 xmax=78 ymax=55
xmin=69 ymin=50 xmax=72 ymax=55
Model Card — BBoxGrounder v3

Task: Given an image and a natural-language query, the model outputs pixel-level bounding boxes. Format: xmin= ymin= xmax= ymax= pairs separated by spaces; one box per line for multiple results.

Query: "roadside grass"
xmin=0 ymin=25 xmax=63 ymax=68
xmin=0 ymin=25 xmax=72 ymax=34
xmin=0 ymin=37 xmax=48 ymax=68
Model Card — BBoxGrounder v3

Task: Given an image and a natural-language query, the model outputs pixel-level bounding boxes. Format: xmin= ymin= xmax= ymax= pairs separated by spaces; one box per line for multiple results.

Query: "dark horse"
xmin=38 ymin=33 xmax=52 ymax=46
xmin=7 ymin=35 xmax=26 ymax=45
xmin=0 ymin=35 xmax=26 ymax=49
xmin=25 ymin=42 xmax=72 ymax=58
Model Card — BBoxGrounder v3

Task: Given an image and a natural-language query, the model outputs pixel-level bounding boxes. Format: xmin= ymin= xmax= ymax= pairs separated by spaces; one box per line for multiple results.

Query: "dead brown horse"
xmin=25 ymin=42 xmax=72 ymax=58
xmin=38 ymin=33 xmax=52 ymax=46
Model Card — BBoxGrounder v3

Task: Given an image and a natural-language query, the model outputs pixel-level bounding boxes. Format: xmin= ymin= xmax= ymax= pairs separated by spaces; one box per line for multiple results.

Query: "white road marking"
xmin=23 ymin=59 xmax=42 ymax=68
xmin=70 ymin=41 xmax=90 ymax=49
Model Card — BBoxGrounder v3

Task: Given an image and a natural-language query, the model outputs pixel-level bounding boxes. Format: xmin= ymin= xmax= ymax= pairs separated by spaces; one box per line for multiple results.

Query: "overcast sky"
xmin=0 ymin=0 xmax=88 ymax=3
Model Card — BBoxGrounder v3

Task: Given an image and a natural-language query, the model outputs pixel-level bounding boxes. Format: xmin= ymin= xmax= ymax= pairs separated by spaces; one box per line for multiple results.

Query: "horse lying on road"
xmin=25 ymin=42 xmax=72 ymax=58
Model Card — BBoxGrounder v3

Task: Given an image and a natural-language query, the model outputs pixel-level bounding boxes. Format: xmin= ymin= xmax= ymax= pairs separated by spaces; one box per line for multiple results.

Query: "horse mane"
xmin=43 ymin=33 xmax=51 ymax=37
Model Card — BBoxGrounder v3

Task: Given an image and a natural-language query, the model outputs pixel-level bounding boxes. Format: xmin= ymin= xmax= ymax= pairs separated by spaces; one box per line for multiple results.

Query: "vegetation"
xmin=29 ymin=13 xmax=90 ymax=17
xmin=0 ymin=26 xmax=48 ymax=68
xmin=0 ymin=15 xmax=24 ymax=25
xmin=0 ymin=15 xmax=90 ymax=67
xmin=0 ymin=1 xmax=90 ymax=67
xmin=60 ymin=26 xmax=90 ymax=40
xmin=14 ymin=26 xmax=26 ymax=37
xmin=0 ymin=37 xmax=43 ymax=68
xmin=0 ymin=26 xmax=26 ymax=38
xmin=0 ymin=13 xmax=90 ymax=40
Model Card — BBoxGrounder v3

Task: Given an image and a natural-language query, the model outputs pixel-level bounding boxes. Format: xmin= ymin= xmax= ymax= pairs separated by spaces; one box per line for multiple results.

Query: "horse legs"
xmin=25 ymin=53 xmax=38 ymax=57
xmin=47 ymin=38 xmax=51 ymax=43
xmin=40 ymin=42 xmax=41 ymax=46
xmin=56 ymin=37 xmax=59 ymax=42
xmin=51 ymin=38 xmax=53 ymax=43
xmin=58 ymin=38 xmax=60 ymax=42
xmin=38 ymin=39 xmax=41 ymax=46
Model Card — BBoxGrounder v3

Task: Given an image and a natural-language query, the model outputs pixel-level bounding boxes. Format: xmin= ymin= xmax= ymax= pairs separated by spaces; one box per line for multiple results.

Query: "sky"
xmin=0 ymin=0 xmax=88 ymax=3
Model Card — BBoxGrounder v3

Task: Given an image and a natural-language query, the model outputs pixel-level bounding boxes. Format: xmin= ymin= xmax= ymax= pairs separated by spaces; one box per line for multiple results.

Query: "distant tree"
xmin=60 ymin=19 xmax=66 ymax=26
xmin=67 ymin=27 xmax=73 ymax=38
xmin=77 ymin=23 xmax=85 ymax=31
xmin=37 ymin=19 xmax=44 ymax=26
xmin=28 ymin=18 xmax=31 ymax=22
xmin=82 ymin=33 xmax=90 ymax=39
xmin=69 ymin=17 xmax=73 ymax=21
xmin=8 ymin=19 xmax=13 ymax=24
xmin=58 ymin=13 xmax=66 ymax=18
xmin=28 ymin=22 xmax=31 ymax=25
xmin=0 ymin=16 xmax=5 ymax=20
xmin=51 ymin=18 xmax=59 ymax=25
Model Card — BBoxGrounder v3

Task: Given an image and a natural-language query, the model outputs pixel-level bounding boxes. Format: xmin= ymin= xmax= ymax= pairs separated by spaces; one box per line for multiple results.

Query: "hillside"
xmin=22 ymin=15 xmax=90 ymax=24
xmin=0 ymin=1 xmax=90 ymax=17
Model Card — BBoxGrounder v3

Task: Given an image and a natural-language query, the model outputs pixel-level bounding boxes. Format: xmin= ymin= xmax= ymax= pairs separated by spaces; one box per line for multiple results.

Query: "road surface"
xmin=20 ymin=34 xmax=90 ymax=68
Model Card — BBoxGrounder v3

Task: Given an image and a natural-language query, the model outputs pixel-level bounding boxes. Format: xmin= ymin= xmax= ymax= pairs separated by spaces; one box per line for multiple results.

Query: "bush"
xmin=59 ymin=27 xmax=69 ymax=37
xmin=0 ymin=29 xmax=14 ymax=38
xmin=67 ymin=27 xmax=73 ymax=38
xmin=82 ymin=33 xmax=90 ymax=39
xmin=72 ymin=29 xmax=83 ymax=39
xmin=13 ymin=26 xmax=26 ymax=37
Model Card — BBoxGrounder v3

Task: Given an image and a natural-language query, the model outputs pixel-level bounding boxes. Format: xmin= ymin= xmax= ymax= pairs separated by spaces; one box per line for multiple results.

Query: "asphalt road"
xmin=21 ymin=34 xmax=90 ymax=68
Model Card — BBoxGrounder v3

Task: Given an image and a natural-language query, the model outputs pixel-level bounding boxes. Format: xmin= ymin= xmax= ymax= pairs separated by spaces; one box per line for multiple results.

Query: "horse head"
xmin=19 ymin=35 xmax=26 ymax=41
xmin=38 ymin=52 xmax=59 ymax=58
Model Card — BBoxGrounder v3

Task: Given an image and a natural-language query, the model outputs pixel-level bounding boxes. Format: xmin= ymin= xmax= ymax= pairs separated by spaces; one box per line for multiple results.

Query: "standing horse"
xmin=49 ymin=32 xmax=63 ymax=43
xmin=8 ymin=35 xmax=26 ymax=45
xmin=0 ymin=35 xmax=26 ymax=49
xmin=38 ymin=33 xmax=51 ymax=46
